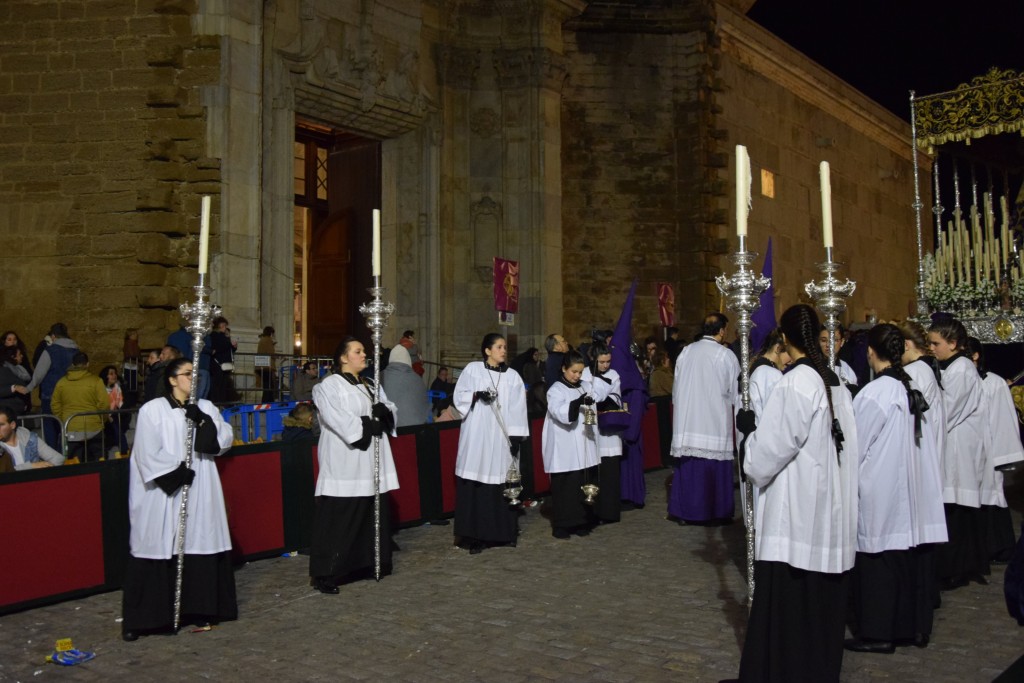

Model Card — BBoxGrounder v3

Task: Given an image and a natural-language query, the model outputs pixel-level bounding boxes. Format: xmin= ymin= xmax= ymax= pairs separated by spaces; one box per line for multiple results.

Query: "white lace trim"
xmin=670 ymin=445 xmax=733 ymax=461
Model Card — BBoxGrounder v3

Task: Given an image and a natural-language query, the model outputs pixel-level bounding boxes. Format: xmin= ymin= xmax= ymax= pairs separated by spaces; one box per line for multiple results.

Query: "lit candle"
xmin=372 ymin=208 xmax=381 ymax=277
xmin=198 ymin=195 xmax=211 ymax=275
xmin=819 ymin=161 xmax=833 ymax=248
xmin=735 ymin=145 xmax=750 ymax=237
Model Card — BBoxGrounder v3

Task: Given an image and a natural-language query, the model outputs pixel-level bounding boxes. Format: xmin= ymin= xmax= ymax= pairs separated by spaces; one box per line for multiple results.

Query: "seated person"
xmin=0 ymin=406 xmax=64 ymax=470
xmin=279 ymin=402 xmax=320 ymax=442
xmin=429 ymin=366 xmax=456 ymax=416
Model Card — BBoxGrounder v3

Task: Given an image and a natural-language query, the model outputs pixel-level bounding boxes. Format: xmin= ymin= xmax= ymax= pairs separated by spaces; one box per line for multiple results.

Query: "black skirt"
xmin=935 ymin=503 xmax=989 ymax=582
xmin=981 ymin=504 xmax=1017 ymax=563
xmin=454 ymin=476 xmax=519 ymax=546
xmin=850 ymin=549 xmax=921 ymax=641
xmin=738 ymin=560 xmax=847 ymax=683
xmin=548 ymin=466 xmax=599 ymax=531
xmin=121 ymin=551 xmax=237 ymax=634
xmin=309 ymin=493 xmax=393 ymax=583
xmin=593 ymin=455 xmax=622 ymax=523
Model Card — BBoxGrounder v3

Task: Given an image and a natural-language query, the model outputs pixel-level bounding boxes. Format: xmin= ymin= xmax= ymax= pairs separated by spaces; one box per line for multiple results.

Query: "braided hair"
xmin=868 ymin=323 xmax=928 ymax=445
xmin=965 ymin=336 xmax=987 ymax=379
xmin=779 ymin=304 xmax=844 ymax=457
xmin=897 ymin=319 xmax=943 ymax=389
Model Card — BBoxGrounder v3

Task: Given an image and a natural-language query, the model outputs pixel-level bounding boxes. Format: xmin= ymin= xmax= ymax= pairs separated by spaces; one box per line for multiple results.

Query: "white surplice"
xmin=939 ymin=355 xmax=985 ymax=507
xmin=453 ymin=362 xmax=529 ymax=484
xmin=583 ymin=367 xmax=623 ymax=458
xmin=853 ymin=375 xmax=916 ymax=553
xmin=903 ymin=359 xmax=949 ymax=545
xmin=128 ymin=397 xmax=235 ymax=559
xmin=671 ymin=337 xmax=739 ymax=460
xmin=313 ymin=374 xmax=399 ymax=497
xmin=744 ymin=363 xmax=859 ymax=574
xmin=979 ymin=372 xmax=1024 ymax=507
xmin=542 ymin=379 xmax=599 ymax=474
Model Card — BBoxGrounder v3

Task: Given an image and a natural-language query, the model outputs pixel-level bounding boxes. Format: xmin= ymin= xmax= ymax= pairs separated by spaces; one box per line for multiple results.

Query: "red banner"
xmin=493 ymin=257 xmax=519 ymax=312
xmin=657 ymin=282 xmax=675 ymax=327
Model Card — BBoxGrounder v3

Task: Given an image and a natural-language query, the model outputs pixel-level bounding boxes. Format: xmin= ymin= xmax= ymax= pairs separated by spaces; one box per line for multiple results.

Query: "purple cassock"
xmin=610 ymin=280 xmax=650 ymax=507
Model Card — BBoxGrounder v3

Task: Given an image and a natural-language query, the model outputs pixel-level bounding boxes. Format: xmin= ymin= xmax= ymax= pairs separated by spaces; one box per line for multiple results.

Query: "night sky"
xmin=746 ymin=0 xmax=1024 ymax=119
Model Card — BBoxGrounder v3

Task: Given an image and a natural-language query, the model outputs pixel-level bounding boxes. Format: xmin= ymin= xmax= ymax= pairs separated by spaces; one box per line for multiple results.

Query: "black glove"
xmin=581 ymin=396 xmax=595 ymax=406
xmin=736 ymin=408 xmax=756 ymax=437
xmin=568 ymin=395 xmax=585 ymax=423
xmin=363 ymin=415 xmax=385 ymax=438
xmin=509 ymin=435 xmax=526 ymax=456
xmin=473 ymin=390 xmax=496 ymax=405
xmin=154 ymin=462 xmax=196 ymax=495
xmin=184 ymin=403 xmax=207 ymax=425
xmin=372 ymin=402 xmax=395 ymax=434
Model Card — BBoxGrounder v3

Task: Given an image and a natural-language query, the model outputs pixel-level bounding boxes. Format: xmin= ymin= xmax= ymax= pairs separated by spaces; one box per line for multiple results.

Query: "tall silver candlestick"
xmin=715 ymin=235 xmax=770 ymax=607
xmin=173 ymin=274 xmax=221 ymax=632
xmin=804 ymin=247 xmax=856 ymax=369
xmin=359 ymin=277 xmax=394 ymax=581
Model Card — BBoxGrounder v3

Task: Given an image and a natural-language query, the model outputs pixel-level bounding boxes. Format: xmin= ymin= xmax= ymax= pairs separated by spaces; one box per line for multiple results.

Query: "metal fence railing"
xmin=61 ymin=408 xmax=139 ymax=462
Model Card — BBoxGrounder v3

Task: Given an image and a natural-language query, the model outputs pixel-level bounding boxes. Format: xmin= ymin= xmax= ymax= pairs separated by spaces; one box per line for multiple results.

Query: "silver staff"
xmin=805 ymin=248 xmax=856 ymax=369
xmin=173 ymin=274 xmax=221 ymax=632
xmin=359 ymin=277 xmax=394 ymax=581
xmin=715 ymin=235 xmax=770 ymax=607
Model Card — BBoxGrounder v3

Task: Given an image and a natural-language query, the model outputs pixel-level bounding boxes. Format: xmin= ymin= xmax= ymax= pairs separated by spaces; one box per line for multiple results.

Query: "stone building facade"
xmin=0 ymin=0 xmax=925 ymax=373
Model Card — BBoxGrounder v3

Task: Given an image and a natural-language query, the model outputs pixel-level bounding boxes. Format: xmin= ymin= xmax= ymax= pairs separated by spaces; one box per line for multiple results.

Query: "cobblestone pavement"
xmin=1 ymin=470 xmax=1021 ymax=682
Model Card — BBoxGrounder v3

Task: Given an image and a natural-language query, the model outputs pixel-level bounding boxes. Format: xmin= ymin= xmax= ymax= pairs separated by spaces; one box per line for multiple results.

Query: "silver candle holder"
xmin=173 ymin=274 xmax=221 ymax=632
xmin=804 ymin=248 xmax=857 ymax=369
xmin=359 ymin=277 xmax=395 ymax=581
xmin=715 ymin=235 xmax=770 ymax=607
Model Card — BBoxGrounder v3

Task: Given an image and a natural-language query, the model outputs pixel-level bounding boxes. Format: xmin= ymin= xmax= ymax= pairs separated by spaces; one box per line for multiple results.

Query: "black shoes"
xmin=552 ymin=527 xmax=571 ymax=539
xmin=312 ymin=577 xmax=339 ymax=594
xmin=843 ymin=638 xmax=895 ymax=654
xmin=122 ymin=631 xmax=139 ymax=642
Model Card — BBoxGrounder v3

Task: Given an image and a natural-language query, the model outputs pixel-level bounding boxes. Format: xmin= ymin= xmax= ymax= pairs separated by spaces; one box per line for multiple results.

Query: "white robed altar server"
xmin=453 ymin=333 xmax=529 ymax=553
xmin=668 ymin=313 xmax=740 ymax=523
xmin=583 ymin=342 xmax=624 ymax=523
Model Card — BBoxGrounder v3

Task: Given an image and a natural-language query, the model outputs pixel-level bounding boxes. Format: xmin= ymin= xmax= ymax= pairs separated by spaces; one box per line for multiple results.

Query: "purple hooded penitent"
xmin=611 ymin=280 xmax=650 ymax=506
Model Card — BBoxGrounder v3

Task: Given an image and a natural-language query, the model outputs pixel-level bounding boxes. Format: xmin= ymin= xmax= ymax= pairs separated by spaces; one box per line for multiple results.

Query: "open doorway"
xmin=294 ymin=120 xmax=381 ymax=356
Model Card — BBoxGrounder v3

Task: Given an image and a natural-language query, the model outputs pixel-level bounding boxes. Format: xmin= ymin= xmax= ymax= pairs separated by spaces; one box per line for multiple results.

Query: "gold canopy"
xmin=913 ymin=67 xmax=1024 ymax=154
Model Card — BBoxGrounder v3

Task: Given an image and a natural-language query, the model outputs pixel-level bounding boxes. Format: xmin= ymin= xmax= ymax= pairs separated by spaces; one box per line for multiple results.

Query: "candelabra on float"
xmin=716 ymin=234 xmax=770 ymax=608
xmin=358 ymin=209 xmax=394 ymax=582
xmin=174 ymin=196 xmax=220 ymax=632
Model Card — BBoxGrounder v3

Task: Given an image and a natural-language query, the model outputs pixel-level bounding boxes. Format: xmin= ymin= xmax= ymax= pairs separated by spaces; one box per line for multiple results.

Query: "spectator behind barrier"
xmin=0 ymin=405 xmax=64 ymax=470
xmin=279 ymin=402 xmax=320 ymax=442
xmin=429 ymin=366 xmax=456 ymax=416
xmin=381 ymin=345 xmax=430 ymax=427
xmin=52 ymin=352 xmax=109 ymax=462
xmin=291 ymin=360 xmax=322 ymax=402
xmin=0 ymin=346 xmax=30 ymax=416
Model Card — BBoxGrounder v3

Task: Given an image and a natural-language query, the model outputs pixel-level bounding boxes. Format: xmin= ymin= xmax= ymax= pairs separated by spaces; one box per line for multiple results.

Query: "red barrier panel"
xmin=439 ymin=427 xmax=460 ymax=514
xmin=642 ymin=405 xmax=662 ymax=470
xmin=389 ymin=433 xmax=421 ymax=524
xmin=530 ymin=417 xmax=550 ymax=494
xmin=0 ymin=475 xmax=105 ymax=607
xmin=217 ymin=450 xmax=285 ymax=558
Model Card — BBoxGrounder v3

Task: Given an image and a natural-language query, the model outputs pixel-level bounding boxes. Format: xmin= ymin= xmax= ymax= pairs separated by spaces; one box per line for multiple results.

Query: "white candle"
xmin=198 ymin=195 xmax=211 ymax=275
xmin=819 ymin=161 xmax=833 ymax=248
xmin=372 ymin=208 xmax=381 ymax=277
xmin=735 ymin=145 xmax=750 ymax=237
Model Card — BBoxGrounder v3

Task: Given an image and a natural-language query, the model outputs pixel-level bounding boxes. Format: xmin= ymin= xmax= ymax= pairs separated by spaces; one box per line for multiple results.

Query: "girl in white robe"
xmin=453 ymin=333 xmax=529 ymax=553
xmin=736 ymin=304 xmax=858 ymax=683
xmin=928 ymin=318 xmax=987 ymax=589
xmin=542 ymin=349 xmax=600 ymax=538
xmin=846 ymin=324 xmax=933 ymax=653
xmin=309 ymin=336 xmax=399 ymax=593
xmin=121 ymin=358 xmax=236 ymax=641
xmin=966 ymin=337 xmax=1024 ymax=562
xmin=582 ymin=342 xmax=623 ymax=523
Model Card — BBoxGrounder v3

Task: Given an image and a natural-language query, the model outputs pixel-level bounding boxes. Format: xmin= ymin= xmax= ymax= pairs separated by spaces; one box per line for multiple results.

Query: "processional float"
xmin=911 ymin=68 xmax=1024 ymax=342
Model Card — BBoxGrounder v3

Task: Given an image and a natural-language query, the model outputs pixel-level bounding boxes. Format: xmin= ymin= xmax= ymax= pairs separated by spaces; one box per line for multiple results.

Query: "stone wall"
xmin=716 ymin=4 xmax=927 ymax=324
xmin=560 ymin=1 xmax=725 ymax=345
xmin=0 ymin=0 xmax=219 ymax=367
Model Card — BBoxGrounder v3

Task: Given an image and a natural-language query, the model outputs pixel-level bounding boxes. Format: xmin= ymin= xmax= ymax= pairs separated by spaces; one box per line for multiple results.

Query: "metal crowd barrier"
xmin=61 ymin=408 xmax=139 ymax=462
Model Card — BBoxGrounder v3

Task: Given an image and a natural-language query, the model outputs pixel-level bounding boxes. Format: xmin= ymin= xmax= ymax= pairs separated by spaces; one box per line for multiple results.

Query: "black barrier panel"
xmin=278 ymin=436 xmax=317 ymax=554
